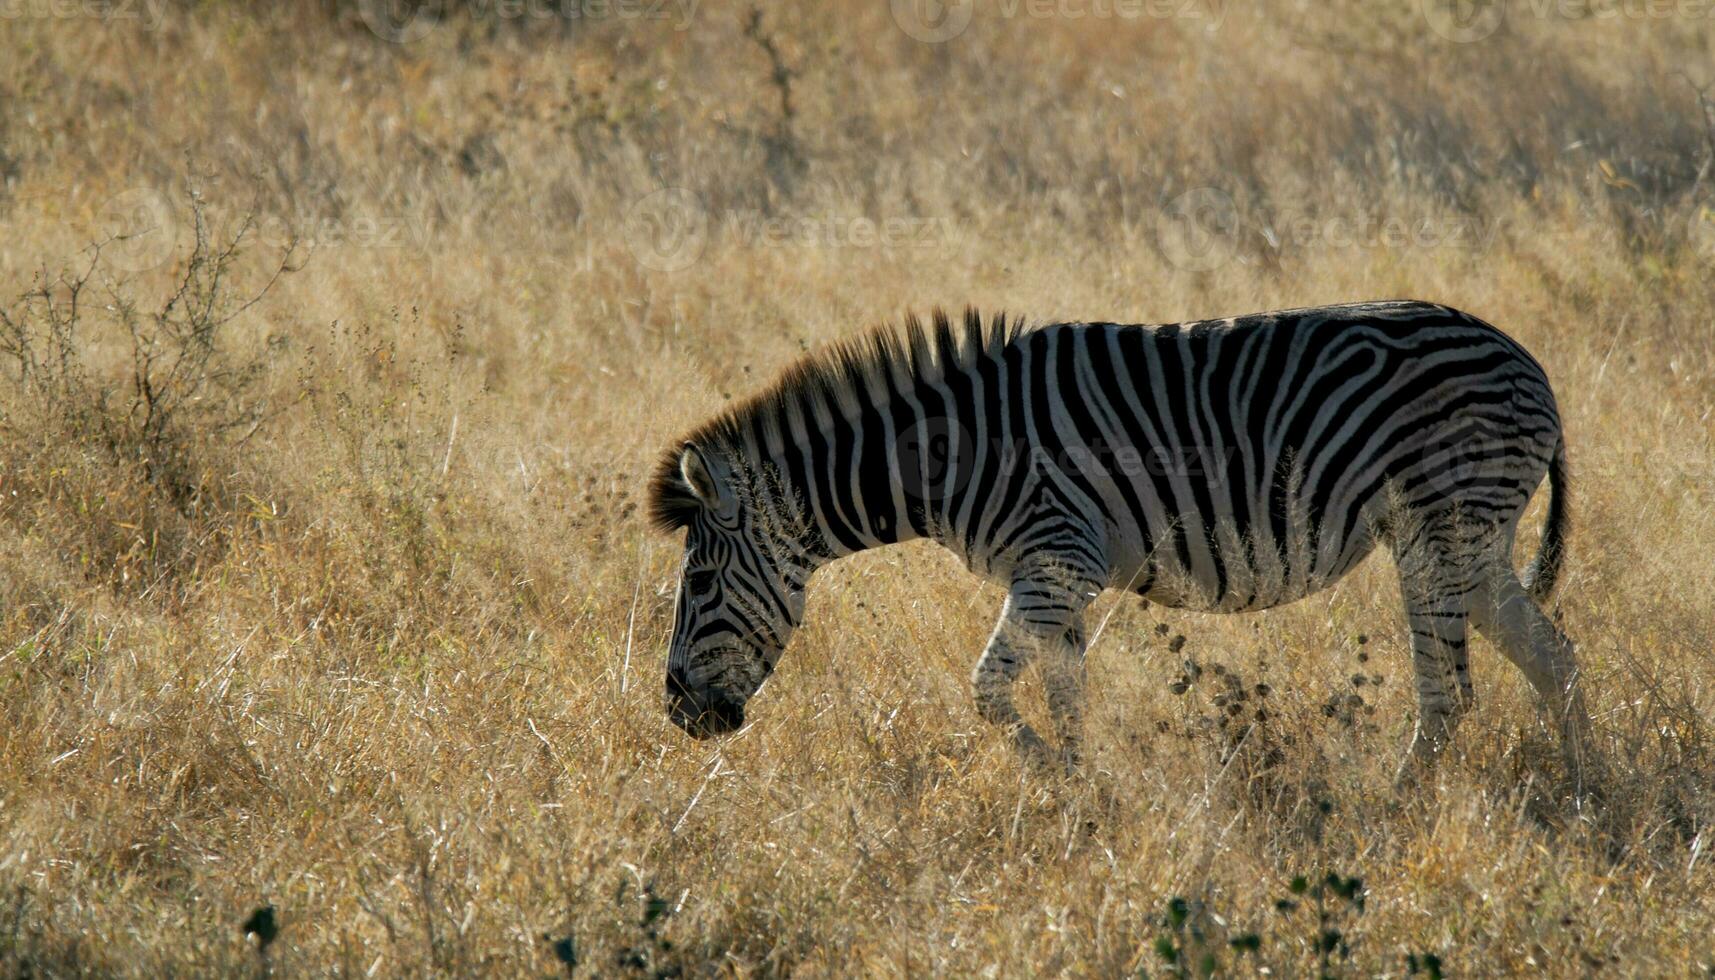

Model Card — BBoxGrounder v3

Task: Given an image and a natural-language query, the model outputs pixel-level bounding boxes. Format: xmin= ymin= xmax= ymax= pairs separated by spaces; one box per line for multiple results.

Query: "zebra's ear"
xmin=679 ymin=444 xmax=734 ymax=513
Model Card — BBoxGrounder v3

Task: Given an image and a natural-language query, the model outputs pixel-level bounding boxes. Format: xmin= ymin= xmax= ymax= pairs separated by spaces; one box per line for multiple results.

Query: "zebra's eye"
xmin=685 ymin=569 xmax=718 ymax=595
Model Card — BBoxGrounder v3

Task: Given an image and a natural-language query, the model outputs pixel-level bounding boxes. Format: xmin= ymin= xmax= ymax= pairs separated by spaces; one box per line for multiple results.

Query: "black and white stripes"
xmin=649 ymin=300 xmax=1594 ymax=781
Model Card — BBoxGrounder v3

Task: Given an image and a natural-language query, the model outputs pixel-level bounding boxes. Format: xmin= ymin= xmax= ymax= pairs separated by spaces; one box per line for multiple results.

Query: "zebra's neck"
xmin=736 ymin=371 xmax=996 ymax=571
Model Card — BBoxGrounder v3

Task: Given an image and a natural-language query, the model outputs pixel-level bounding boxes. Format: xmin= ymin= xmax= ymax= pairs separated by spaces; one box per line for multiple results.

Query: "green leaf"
xmin=1229 ymin=933 xmax=1262 ymax=953
xmin=1154 ymin=936 xmax=1178 ymax=963
xmin=1408 ymin=952 xmax=1445 ymax=979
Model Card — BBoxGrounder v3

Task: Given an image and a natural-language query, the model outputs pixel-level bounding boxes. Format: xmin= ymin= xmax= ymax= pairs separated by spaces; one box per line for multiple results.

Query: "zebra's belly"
xmin=1115 ymin=524 xmax=1380 ymax=614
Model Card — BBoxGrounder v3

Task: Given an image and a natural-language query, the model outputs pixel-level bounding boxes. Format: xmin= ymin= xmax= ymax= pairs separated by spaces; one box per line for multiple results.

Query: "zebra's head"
xmin=650 ymin=442 xmax=808 ymax=739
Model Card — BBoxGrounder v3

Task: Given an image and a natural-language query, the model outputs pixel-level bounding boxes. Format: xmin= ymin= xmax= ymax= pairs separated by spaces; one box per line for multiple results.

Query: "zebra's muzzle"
xmin=665 ymin=669 xmax=745 ymax=738
xmin=667 ymin=692 xmax=745 ymax=738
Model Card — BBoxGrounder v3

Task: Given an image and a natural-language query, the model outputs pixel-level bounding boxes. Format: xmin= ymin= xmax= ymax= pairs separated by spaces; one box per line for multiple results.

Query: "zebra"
xmin=648 ymin=300 xmax=1596 ymax=783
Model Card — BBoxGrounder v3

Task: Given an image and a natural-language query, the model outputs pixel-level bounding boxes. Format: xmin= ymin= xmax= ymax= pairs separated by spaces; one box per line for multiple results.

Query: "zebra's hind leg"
xmin=1470 ymin=570 xmax=1601 ymax=795
xmin=1392 ymin=520 xmax=1480 ymax=783
xmin=1398 ymin=592 xmax=1474 ymax=774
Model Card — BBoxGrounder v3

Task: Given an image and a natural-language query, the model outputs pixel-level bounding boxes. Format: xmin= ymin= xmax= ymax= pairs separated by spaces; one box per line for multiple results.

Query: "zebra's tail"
xmin=1523 ymin=436 xmax=1570 ymax=603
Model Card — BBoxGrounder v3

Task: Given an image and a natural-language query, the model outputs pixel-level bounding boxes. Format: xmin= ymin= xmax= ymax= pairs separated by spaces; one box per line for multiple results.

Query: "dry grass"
xmin=2 ymin=1 xmax=1714 ymax=974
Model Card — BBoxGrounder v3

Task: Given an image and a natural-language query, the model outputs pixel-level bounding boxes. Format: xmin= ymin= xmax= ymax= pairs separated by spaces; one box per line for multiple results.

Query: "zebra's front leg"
xmin=971 ymin=624 xmax=1053 ymax=770
xmin=1042 ymin=622 xmax=1089 ymax=771
xmin=972 ymin=570 xmax=1097 ymax=773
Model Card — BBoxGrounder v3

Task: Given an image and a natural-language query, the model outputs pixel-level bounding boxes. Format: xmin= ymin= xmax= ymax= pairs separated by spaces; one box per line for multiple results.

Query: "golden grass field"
xmin=2 ymin=1 xmax=1715 ymax=974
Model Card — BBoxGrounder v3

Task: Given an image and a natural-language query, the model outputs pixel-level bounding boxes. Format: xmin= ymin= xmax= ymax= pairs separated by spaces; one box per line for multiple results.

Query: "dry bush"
xmin=0 ymin=196 xmax=297 ymax=600
xmin=2 ymin=1 xmax=1715 ymax=976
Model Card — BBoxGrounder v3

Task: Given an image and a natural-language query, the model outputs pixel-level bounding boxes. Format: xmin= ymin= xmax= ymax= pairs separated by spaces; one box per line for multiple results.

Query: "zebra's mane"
xmin=648 ymin=308 xmax=1027 ymax=533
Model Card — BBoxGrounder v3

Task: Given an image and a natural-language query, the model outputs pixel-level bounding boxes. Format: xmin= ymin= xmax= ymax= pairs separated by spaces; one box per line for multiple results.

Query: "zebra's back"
xmin=980 ymin=301 xmax=1561 ymax=611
